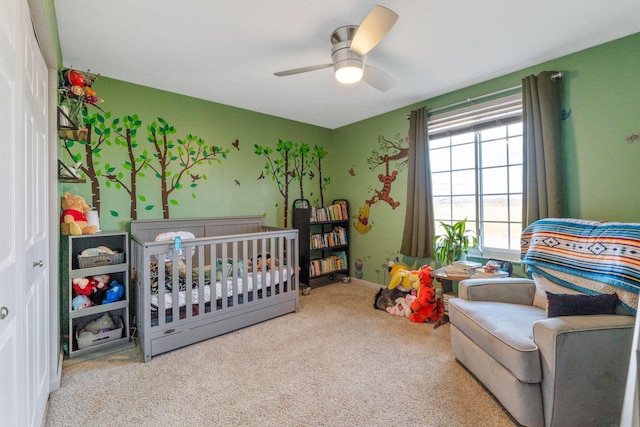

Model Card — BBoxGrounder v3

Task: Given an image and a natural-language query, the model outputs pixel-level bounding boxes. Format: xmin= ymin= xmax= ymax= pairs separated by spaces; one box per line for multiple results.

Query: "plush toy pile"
xmin=71 ymin=273 xmax=125 ymax=310
xmin=373 ymin=264 xmax=445 ymax=328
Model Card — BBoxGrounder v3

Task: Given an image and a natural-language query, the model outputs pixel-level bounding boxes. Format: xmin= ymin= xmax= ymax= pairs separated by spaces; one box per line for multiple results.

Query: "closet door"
xmin=21 ymin=0 xmax=50 ymax=425
xmin=0 ymin=0 xmax=23 ymax=424
xmin=0 ymin=0 xmax=50 ymax=425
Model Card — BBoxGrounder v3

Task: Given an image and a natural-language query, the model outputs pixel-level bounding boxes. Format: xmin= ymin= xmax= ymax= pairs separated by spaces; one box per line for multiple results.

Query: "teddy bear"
xmin=409 ymin=265 xmax=445 ymax=328
xmin=60 ymin=192 xmax=97 ymax=236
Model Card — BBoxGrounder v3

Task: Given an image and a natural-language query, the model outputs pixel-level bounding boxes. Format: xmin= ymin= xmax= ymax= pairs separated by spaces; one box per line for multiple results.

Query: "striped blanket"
xmin=521 ymin=218 xmax=640 ymax=313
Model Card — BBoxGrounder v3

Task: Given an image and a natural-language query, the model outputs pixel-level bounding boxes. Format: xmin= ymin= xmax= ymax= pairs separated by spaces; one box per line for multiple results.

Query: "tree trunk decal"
xmin=311 ymin=145 xmax=329 ymax=207
xmin=292 ymin=142 xmax=310 ymax=200
xmin=61 ymin=111 xmax=111 ymax=211
xmin=255 ymin=139 xmax=297 ymax=227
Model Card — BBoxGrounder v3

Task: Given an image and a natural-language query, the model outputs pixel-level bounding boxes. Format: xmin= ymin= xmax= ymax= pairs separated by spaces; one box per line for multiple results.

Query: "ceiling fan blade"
xmin=362 ymin=65 xmax=396 ymax=92
xmin=350 ymin=5 xmax=399 ymax=57
xmin=274 ymin=63 xmax=332 ymax=77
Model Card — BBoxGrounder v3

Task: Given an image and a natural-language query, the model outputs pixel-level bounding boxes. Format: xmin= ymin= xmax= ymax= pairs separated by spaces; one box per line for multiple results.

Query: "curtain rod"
xmin=407 ymin=71 xmax=563 ymax=119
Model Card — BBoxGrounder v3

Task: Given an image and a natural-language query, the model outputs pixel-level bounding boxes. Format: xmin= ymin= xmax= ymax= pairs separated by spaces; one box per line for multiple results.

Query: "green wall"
xmin=60 ymin=32 xmax=640 ymax=285
xmin=329 ymin=32 xmax=640 ymax=284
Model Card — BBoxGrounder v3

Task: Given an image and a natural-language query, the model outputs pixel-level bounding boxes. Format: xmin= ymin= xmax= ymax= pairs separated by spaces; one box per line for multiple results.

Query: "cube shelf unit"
xmin=60 ymin=231 xmax=131 ymax=359
xmin=293 ymin=199 xmax=350 ymax=288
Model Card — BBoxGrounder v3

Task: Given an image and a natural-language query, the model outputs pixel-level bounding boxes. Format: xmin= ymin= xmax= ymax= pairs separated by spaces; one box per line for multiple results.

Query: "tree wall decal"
xmin=61 ymin=111 xmax=113 ymax=211
xmin=147 ymin=117 xmax=229 ymax=219
xmin=311 ymin=145 xmax=329 ymax=207
xmin=102 ymin=114 xmax=150 ymax=219
xmin=254 ymin=139 xmax=297 ymax=227
xmin=291 ymin=142 xmax=310 ymax=200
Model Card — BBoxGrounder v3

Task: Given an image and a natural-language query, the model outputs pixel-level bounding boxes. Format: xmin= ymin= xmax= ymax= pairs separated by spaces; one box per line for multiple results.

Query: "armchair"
xmin=449 ymin=219 xmax=640 ymax=427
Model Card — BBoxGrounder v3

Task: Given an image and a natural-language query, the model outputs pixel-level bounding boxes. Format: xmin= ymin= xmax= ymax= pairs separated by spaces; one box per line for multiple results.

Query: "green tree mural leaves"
xmin=102 ymin=114 xmax=150 ymax=219
xmin=147 ymin=117 xmax=229 ymax=219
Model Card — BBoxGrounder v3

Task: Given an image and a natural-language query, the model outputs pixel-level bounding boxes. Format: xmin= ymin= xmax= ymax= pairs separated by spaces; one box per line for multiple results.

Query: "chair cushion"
xmin=449 ymin=298 xmax=547 ymax=383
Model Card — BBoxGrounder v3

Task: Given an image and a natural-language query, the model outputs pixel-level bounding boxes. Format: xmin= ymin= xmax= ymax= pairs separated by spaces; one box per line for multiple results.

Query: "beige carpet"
xmin=45 ymin=282 xmax=517 ymax=427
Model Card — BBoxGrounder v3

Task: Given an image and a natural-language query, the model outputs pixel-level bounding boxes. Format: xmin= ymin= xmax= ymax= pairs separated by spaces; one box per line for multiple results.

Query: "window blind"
xmin=428 ymin=92 xmax=522 ymax=138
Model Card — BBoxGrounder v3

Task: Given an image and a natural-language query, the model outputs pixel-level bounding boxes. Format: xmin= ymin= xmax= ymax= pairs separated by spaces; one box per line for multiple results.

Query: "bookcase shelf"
xmin=293 ymin=199 xmax=350 ymax=288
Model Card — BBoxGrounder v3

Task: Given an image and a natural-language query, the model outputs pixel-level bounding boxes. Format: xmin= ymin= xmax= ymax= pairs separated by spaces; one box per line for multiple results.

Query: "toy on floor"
xmin=386 ymin=293 xmax=416 ymax=317
xmin=388 ymin=263 xmax=414 ymax=291
xmin=409 ymin=265 xmax=445 ymax=328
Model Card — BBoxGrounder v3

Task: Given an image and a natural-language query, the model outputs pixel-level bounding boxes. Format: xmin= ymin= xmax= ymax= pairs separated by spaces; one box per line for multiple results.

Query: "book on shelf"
xmin=310 ymin=201 xmax=348 ymax=223
xmin=310 ymin=226 xmax=348 ymax=249
xmin=310 ymin=251 xmax=348 ymax=277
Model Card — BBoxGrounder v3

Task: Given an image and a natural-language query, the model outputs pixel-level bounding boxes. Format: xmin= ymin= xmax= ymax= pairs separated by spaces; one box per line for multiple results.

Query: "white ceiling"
xmin=54 ymin=0 xmax=640 ymax=129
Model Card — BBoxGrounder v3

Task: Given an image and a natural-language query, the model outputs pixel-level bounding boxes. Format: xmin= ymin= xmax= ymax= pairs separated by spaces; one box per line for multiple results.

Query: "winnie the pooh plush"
xmin=409 ymin=265 xmax=445 ymax=328
xmin=60 ymin=192 xmax=97 ymax=236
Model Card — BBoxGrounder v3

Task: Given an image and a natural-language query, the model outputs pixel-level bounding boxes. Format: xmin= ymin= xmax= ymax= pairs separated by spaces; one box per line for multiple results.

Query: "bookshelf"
xmin=293 ymin=199 xmax=350 ymax=288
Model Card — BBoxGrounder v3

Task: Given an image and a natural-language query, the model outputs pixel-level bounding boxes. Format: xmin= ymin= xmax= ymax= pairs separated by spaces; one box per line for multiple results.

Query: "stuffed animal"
xmin=88 ymin=275 xmax=110 ymax=305
xmin=409 ymin=265 xmax=445 ymax=328
xmin=388 ymin=263 xmax=412 ymax=291
xmin=72 ymin=295 xmax=92 ymax=310
xmin=82 ymin=313 xmax=115 ymax=334
xmin=103 ymin=280 xmax=124 ymax=304
xmin=255 ymin=252 xmax=279 ymax=271
xmin=91 ymin=274 xmax=110 ymax=289
xmin=72 ymin=277 xmax=92 ymax=296
xmin=373 ymin=286 xmax=408 ymax=311
xmin=386 ymin=294 xmax=415 ymax=317
xmin=60 ymin=192 xmax=97 ymax=236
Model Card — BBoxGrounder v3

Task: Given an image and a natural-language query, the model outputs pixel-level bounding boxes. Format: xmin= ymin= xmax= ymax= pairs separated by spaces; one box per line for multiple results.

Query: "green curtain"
xmin=400 ymin=106 xmax=434 ymax=258
xmin=522 ymin=71 xmax=564 ymax=227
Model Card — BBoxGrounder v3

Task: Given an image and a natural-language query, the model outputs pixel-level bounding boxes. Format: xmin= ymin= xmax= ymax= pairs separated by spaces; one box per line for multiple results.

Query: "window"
xmin=429 ymin=93 xmax=523 ymax=260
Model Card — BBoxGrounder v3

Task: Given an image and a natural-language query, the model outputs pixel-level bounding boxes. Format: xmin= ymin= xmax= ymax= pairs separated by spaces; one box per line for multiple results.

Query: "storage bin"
xmin=76 ymin=316 xmax=123 ymax=349
xmin=78 ymin=251 xmax=124 ymax=268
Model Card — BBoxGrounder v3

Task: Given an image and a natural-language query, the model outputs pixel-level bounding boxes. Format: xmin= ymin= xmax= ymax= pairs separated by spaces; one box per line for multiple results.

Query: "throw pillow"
xmin=545 ymin=291 xmax=618 ymax=317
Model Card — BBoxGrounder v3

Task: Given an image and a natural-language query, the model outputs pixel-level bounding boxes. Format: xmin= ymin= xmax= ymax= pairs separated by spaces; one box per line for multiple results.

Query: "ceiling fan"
xmin=274 ymin=5 xmax=399 ymax=92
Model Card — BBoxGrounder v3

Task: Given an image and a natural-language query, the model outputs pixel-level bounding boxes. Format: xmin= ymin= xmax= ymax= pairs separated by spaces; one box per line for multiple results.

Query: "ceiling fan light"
xmin=335 ymin=65 xmax=363 ymax=84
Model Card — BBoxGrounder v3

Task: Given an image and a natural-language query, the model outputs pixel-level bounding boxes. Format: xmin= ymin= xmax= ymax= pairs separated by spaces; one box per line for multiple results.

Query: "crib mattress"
xmin=150 ymin=268 xmax=291 ymax=310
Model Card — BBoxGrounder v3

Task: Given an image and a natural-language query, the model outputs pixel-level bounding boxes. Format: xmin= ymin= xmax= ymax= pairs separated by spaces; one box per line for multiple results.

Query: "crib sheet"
xmin=150 ymin=267 xmax=291 ymax=310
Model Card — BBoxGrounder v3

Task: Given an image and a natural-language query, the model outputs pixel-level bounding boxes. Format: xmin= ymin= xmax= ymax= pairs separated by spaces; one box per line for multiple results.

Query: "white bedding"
xmin=151 ymin=267 xmax=291 ymax=310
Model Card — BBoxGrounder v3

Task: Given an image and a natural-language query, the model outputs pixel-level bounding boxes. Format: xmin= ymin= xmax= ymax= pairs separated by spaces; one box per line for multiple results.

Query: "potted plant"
xmin=433 ymin=218 xmax=479 ymax=266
